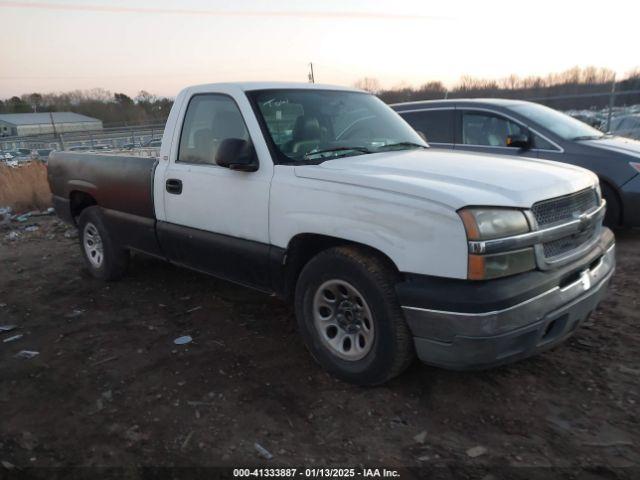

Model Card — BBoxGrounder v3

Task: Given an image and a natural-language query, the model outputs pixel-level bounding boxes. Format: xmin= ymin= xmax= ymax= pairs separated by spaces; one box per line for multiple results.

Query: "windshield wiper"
xmin=303 ymin=146 xmax=371 ymax=160
xmin=572 ymin=135 xmax=606 ymax=141
xmin=375 ymin=141 xmax=428 ymax=151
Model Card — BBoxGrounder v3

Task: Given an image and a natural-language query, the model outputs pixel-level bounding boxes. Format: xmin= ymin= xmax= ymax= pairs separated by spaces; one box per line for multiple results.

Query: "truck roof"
xmin=187 ymin=81 xmax=364 ymax=93
xmin=391 ymin=98 xmax=531 ymax=109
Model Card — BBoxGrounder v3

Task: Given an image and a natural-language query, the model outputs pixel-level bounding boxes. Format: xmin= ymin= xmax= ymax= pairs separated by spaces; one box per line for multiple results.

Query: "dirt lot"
xmin=1 ymin=216 xmax=638 ymax=478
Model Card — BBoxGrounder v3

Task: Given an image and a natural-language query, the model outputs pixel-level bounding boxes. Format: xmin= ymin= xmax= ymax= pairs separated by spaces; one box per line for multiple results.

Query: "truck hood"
xmin=294 ymin=149 xmax=596 ymax=210
xmin=580 ymin=136 xmax=640 ymax=159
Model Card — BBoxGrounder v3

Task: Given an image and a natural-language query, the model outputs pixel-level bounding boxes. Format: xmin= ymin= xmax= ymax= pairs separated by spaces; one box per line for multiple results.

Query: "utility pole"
xmin=308 ymin=62 xmax=315 ymax=84
xmin=49 ymin=111 xmax=58 ymax=137
xmin=606 ymin=75 xmax=616 ymax=132
xmin=49 ymin=111 xmax=64 ymax=150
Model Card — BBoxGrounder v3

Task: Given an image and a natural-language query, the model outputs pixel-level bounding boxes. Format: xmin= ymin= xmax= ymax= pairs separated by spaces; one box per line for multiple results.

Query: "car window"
xmin=510 ymin=103 xmax=604 ymax=140
xmin=400 ymin=110 xmax=454 ymax=144
xmin=461 ymin=111 xmax=525 ymax=147
xmin=178 ymin=94 xmax=250 ymax=165
xmin=532 ymin=134 xmax=556 ymax=150
xmin=249 ymin=89 xmax=426 ymax=163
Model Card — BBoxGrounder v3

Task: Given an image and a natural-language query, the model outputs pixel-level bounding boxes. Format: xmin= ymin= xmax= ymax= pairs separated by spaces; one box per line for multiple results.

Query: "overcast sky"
xmin=0 ymin=0 xmax=637 ymax=98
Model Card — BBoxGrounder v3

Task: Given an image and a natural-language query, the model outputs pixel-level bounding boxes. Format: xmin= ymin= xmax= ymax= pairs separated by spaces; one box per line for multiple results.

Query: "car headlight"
xmin=467 ymin=248 xmax=537 ymax=280
xmin=458 ymin=207 xmax=535 ymax=280
xmin=458 ymin=208 xmax=530 ymax=240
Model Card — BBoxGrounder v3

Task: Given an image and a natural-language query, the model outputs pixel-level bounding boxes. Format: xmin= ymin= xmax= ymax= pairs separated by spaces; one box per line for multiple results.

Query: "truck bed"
xmin=48 ymin=152 xmax=158 ymax=220
xmin=48 ymin=151 xmax=162 ymax=257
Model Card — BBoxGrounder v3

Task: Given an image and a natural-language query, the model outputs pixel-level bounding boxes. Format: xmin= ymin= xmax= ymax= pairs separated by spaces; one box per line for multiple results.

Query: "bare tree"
xmin=25 ymin=93 xmax=43 ymax=112
xmin=354 ymin=77 xmax=381 ymax=93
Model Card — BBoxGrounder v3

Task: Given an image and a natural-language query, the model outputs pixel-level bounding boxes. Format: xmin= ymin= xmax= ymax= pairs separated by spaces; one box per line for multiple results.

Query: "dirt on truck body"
xmin=0 ymin=216 xmax=638 ymax=478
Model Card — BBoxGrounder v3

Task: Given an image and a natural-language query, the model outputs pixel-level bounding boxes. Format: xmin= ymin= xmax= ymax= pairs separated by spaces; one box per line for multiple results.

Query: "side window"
xmin=461 ymin=111 xmax=524 ymax=147
xmin=178 ymin=94 xmax=250 ymax=165
xmin=532 ymin=134 xmax=557 ymax=150
xmin=400 ymin=110 xmax=454 ymax=144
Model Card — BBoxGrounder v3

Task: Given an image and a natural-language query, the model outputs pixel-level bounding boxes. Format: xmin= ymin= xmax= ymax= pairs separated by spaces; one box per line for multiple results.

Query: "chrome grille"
xmin=532 ymin=188 xmax=600 ymax=261
xmin=532 ymin=188 xmax=598 ymax=227
xmin=542 ymin=225 xmax=597 ymax=258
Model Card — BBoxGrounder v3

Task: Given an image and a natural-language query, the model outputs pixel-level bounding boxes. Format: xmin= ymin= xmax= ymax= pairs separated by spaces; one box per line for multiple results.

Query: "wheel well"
xmin=69 ymin=191 xmax=97 ymax=222
xmin=282 ymin=233 xmax=400 ymax=300
xmin=599 ymin=178 xmax=622 ymax=225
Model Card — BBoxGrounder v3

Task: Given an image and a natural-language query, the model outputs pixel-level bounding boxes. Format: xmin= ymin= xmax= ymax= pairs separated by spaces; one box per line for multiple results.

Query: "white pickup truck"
xmin=48 ymin=82 xmax=615 ymax=385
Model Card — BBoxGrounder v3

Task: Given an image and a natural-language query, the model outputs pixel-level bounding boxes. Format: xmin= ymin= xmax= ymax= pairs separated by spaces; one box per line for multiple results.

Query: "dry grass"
xmin=0 ymin=162 xmax=52 ymax=212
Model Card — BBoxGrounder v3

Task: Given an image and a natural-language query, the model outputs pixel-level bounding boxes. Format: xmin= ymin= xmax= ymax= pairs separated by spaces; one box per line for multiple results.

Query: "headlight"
xmin=459 ymin=207 xmax=535 ymax=280
xmin=468 ymin=248 xmax=536 ymax=280
xmin=458 ymin=208 xmax=530 ymax=240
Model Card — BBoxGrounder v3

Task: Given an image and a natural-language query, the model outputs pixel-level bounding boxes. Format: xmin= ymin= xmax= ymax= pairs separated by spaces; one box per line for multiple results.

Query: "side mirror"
xmin=416 ymin=131 xmax=427 ymax=142
xmin=506 ymin=133 xmax=531 ymax=150
xmin=215 ymin=138 xmax=258 ymax=172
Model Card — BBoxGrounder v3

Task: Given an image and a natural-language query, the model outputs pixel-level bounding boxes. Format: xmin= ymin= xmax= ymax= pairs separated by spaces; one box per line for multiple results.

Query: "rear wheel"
xmin=77 ymin=206 xmax=129 ymax=280
xmin=294 ymin=246 xmax=414 ymax=385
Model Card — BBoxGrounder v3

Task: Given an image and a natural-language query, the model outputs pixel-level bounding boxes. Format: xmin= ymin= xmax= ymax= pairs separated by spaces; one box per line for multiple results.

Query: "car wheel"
xmin=77 ymin=206 xmax=129 ymax=281
xmin=294 ymin=246 xmax=415 ymax=385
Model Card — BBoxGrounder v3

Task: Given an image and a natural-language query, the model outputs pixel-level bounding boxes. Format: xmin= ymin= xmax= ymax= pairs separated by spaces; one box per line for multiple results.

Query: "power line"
xmin=0 ymin=1 xmax=452 ymax=21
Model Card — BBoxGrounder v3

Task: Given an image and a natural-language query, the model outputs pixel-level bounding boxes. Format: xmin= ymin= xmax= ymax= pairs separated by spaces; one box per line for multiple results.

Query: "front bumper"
xmin=398 ymin=231 xmax=615 ymax=370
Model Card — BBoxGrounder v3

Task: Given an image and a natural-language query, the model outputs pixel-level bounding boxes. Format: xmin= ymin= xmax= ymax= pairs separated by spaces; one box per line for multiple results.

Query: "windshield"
xmin=510 ymin=102 xmax=605 ymax=141
xmin=248 ymin=89 xmax=427 ymax=163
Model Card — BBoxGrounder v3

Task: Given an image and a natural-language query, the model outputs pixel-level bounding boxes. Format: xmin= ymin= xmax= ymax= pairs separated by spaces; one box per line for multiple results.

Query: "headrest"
xmin=292 ymin=115 xmax=321 ymax=141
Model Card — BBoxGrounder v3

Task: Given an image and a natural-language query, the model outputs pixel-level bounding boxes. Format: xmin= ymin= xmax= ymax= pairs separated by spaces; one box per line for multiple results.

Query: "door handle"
xmin=166 ymin=178 xmax=183 ymax=195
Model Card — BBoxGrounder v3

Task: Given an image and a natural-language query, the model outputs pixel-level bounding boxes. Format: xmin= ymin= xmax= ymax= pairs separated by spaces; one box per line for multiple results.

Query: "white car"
xmin=47 ymin=82 xmax=615 ymax=385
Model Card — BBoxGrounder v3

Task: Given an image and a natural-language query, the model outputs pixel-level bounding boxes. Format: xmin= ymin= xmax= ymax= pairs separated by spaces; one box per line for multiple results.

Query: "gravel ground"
xmin=0 ymin=217 xmax=638 ymax=479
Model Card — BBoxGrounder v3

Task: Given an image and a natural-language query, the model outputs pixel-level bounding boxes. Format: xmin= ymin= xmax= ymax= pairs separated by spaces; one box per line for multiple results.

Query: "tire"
xmin=294 ymin=246 xmax=415 ymax=385
xmin=77 ymin=206 xmax=129 ymax=281
xmin=601 ymin=182 xmax=621 ymax=228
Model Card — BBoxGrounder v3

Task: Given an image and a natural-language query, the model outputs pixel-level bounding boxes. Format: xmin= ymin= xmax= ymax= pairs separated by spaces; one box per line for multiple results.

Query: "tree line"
xmin=0 ymin=89 xmax=173 ymax=127
xmin=1 ymin=67 xmax=639 ymax=127
xmin=356 ymin=67 xmax=640 ymax=110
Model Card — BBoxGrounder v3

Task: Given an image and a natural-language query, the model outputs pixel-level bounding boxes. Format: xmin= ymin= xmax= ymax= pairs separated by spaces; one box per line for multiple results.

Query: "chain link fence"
xmin=524 ymin=89 xmax=640 ymax=133
xmin=0 ymin=121 xmax=166 ymax=154
xmin=2 ymin=87 xmax=640 ymax=159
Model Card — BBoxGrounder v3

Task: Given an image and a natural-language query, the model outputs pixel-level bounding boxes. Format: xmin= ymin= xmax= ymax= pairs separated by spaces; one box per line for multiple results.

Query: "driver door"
xmin=158 ymin=92 xmax=273 ymax=289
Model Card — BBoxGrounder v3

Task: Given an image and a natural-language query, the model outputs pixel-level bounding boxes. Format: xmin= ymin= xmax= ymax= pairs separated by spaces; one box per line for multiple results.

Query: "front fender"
xmin=269 ymin=171 xmax=468 ymax=279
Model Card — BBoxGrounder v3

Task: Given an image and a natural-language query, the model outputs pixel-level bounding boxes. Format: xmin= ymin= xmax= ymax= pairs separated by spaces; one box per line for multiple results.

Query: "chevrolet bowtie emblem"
xmin=577 ymin=213 xmax=589 ymax=233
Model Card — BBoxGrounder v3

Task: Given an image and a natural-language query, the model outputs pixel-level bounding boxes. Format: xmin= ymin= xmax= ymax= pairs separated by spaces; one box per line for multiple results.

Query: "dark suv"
xmin=392 ymin=99 xmax=640 ymax=227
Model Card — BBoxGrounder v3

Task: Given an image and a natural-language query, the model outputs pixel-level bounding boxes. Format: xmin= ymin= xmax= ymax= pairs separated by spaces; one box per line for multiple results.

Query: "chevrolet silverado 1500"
xmin=48 ymin=82 xmax=615 ymax=385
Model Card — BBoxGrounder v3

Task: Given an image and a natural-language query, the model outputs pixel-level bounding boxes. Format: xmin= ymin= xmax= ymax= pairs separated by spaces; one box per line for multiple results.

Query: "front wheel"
xmin=294 ymin=246 xmax=415 ymax=385
xmin=77 ymin=206 xmax=129 ymax=281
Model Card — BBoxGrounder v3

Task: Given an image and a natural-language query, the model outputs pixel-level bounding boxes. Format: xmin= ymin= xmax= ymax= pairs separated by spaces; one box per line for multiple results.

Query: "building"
xmin=0 ymin=112 xmax=103 ymax=137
